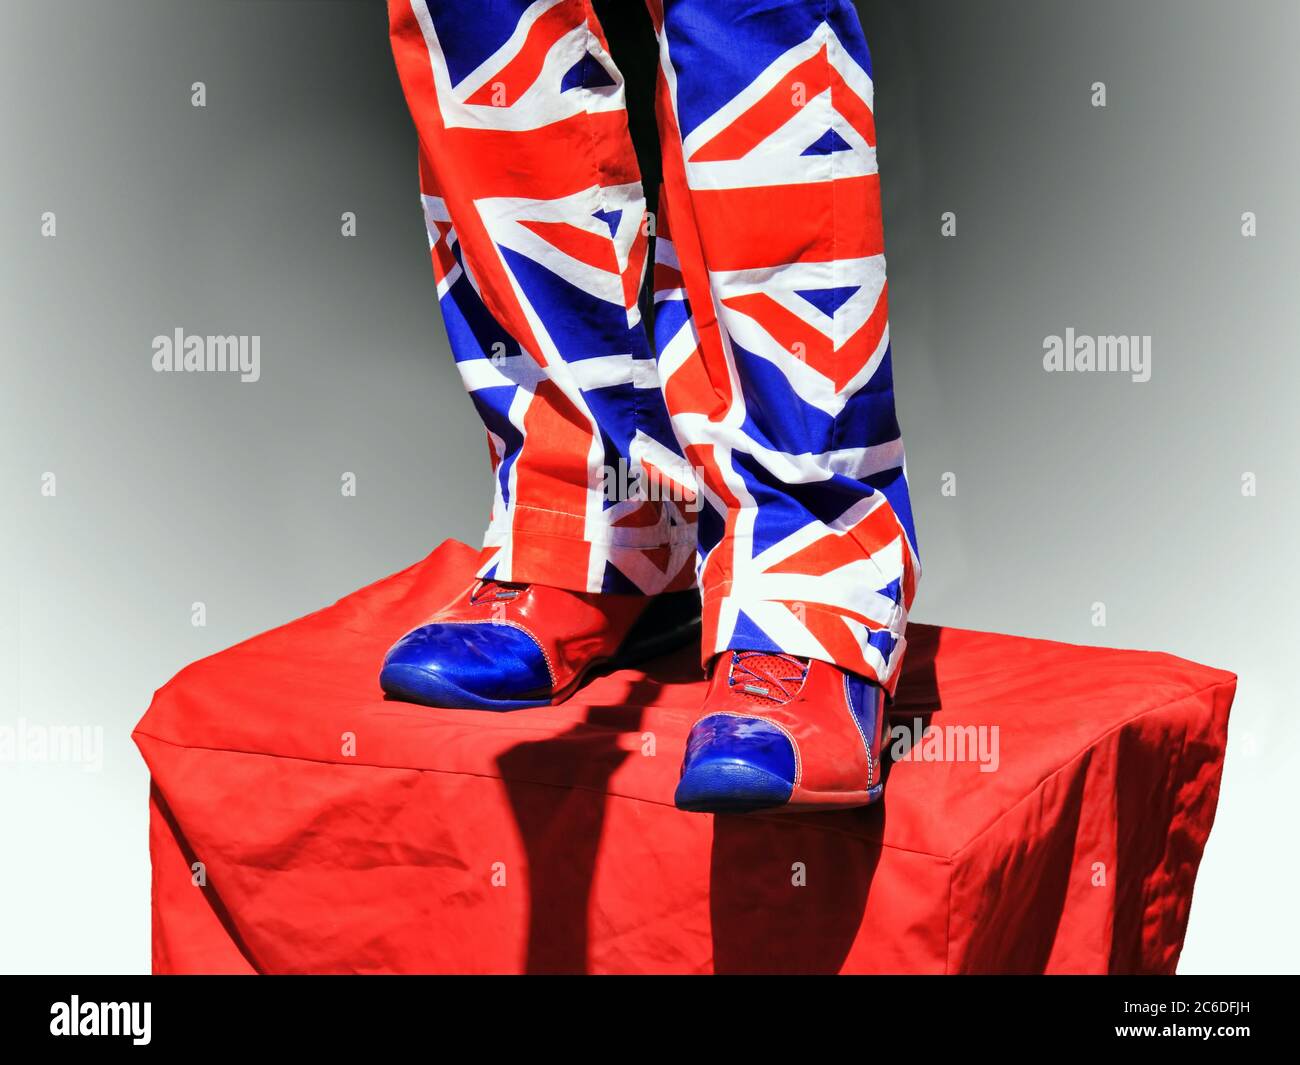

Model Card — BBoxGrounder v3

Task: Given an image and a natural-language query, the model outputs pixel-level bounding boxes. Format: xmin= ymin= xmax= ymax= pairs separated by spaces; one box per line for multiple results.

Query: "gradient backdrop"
xmin=2 ymin=0 xmax=1296 ymax=973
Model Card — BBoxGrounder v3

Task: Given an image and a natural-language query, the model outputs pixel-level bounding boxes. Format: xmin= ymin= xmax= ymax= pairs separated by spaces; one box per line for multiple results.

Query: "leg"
xmin=388 ymin=0 xmax=697 ymax=594
xmin=645 ymin=0 xmax=921 ymax=808
xmin=382 ymin=0 xmax=700 ymax=708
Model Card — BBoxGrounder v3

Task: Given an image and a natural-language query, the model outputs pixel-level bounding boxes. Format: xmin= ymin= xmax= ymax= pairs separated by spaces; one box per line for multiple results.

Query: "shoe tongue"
xmin=728 ymin=651 xmax=810 ymax=707
xmin=470 ymin=579 xmax=527 ymax=605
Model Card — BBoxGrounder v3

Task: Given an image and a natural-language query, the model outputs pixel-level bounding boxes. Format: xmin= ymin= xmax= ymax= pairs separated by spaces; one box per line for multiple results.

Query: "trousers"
xmin=388 ymin=0 xmax=920 ymax=691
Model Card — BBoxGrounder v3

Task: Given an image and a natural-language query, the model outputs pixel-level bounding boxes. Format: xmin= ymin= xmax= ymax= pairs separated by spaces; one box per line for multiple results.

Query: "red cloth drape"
xmin=133 ymin=540 xmax=1233 ymax=973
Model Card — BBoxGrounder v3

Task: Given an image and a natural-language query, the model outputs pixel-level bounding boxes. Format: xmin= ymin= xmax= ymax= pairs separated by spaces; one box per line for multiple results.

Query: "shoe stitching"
xmin=843 ymin=671 xmax=875 ymax=790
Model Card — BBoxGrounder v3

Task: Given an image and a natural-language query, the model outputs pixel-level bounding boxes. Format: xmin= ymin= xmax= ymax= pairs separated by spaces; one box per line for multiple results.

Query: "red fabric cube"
xmin=133 ymin=540 xmax=1233 ymax=974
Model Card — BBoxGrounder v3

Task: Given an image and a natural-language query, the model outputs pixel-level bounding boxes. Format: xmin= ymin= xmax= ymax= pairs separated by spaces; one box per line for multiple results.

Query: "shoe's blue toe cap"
xmin=379 ymin=623 xmax=552 ymax=710
xmin=674 ymin=713 xmax=796 ymax=813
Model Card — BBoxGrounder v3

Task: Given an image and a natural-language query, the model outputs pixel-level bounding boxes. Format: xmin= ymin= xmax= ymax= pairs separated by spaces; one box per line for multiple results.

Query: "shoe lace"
xmin=469 ymin=579 xmax=527 ymax=606
xmin=727 ymin=650 xmax=810 ymax=707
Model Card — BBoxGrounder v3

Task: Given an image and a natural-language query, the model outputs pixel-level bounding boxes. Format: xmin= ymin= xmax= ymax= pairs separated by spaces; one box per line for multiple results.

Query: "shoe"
xmin=380 ymin=579 xmax=700 ymax=710
xmin=673 ymin=651 xmax=888 ymax=814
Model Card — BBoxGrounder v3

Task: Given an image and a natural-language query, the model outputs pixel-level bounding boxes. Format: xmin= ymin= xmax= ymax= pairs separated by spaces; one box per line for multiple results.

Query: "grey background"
xmin=2 ymin=0 xmax=1295 ymax=973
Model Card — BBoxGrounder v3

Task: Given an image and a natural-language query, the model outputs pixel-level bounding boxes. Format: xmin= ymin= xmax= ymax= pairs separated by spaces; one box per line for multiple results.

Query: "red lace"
xmin=727 ymin=651 xmax=810 ymax=706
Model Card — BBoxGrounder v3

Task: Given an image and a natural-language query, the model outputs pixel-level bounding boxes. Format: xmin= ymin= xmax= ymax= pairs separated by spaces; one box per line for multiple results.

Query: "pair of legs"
xmin=383 ymin=0 xmax=921 ymax=812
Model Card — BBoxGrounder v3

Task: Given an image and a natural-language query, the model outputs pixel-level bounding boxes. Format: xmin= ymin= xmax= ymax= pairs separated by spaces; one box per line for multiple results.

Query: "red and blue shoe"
xmin=674 ymin=651 xmax=889 ymax=814
xmin=380 ymin=579 xmax=700 ymax=711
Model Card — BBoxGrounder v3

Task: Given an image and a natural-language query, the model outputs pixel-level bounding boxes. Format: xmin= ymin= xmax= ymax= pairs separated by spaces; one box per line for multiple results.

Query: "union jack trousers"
xmin=388 ymin=0 xmax=921 ymax=693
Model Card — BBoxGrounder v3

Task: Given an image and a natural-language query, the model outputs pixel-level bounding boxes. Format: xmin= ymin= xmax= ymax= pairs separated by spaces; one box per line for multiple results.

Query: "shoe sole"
xmin=673 ymin=759 xmax=793 ymax=813
xmin=674 ymin=767 xmax=884 ymax=815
